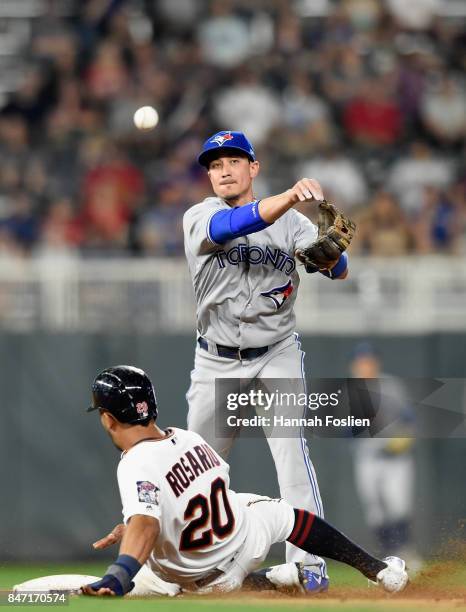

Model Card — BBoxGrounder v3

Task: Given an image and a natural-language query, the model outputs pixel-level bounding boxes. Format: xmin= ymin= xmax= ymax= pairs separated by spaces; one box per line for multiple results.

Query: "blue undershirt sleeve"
xmin=321 ymin=252 xmax=348 ymax=279
xmin=209 ymin=201 xmax=270 ymax=244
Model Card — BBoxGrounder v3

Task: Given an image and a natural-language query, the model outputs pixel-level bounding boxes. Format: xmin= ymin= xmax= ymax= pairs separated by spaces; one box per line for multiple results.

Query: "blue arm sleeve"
xmin=322 ymin=252 xmax=348 ymax=279
xmin=306 ymin=252 xmax=348 ymax=279
xmin=209 ymin=201 xmax=270 ymax=244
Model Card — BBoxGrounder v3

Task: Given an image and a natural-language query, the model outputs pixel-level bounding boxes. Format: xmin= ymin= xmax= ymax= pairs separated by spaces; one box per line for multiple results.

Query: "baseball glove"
xmin=296 ymin=200 xmax=356 ymax=271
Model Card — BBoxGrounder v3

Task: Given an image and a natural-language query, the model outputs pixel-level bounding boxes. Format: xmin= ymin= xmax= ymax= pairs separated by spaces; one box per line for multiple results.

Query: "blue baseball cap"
xmin=198 ymin=131 xmax=256 ymax=168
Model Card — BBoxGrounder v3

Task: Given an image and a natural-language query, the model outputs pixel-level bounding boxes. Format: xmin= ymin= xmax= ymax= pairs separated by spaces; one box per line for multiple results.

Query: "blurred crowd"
xmin=0 ymin=0 xmax=464 ymax=259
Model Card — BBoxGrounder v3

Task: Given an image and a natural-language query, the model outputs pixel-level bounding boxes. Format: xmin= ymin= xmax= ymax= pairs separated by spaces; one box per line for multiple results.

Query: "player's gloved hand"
xmin=296 ymin=201 xmax=356 ymax=271
xmin=93 ymin=523 xmax=126 ymax=549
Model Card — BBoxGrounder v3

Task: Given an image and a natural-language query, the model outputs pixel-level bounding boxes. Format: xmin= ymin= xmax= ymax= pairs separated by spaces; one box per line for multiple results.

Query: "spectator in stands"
xmin=386 ymin=0 xmax=439 ymax=30
xmin=413 ymin=186 xmax=462 ymax=254
xmin=198 ymin=0 xmax=252 ymax=68
xmin=0 ymin=193 xmax=38 ymax=254
xmin=213 ymin=67 xmax=282 ymax=145
xmin=0 ymin=114 xmax=29 ymax=166
xmin=85 ymin=40 xmax=130 ymax=101
xmin=136 ymin=182 xmax=186 ymax=257
xmin=23 ymin=158 xmax=50 ymax=212
xmin=387 ymin=141 xmax=454 ymax=215
xmin=297 ymin=146 xmax=368 ymax=211
xmin=279 ymin=72 xmax=334 ymax=156
xmin=158 ymin=0 xmax=202 ymax=33
xmin=80 ymin=143 xmax=144 ymax=250
xmin=0 ymin=115 xmax=32 ymax=204
xmin=396 ymin=46 xmax=430 ymax=131
xmin=322 ymin=47 xmax=368 ymax=109
xmin=0 ymin=226 xmax=24 ymax=259
xmin=342 ymin=0 xmax=383 ymax=33
xmin=39 ymin=197 xmax=83 ymax=253
xmin=31 ymin=18 xmax=78 ymax=79
xmin=0 ymin=160 xmax=21 ymax=202
xmin=343 ymin=76 xmax=403 ymax=147
xmin=41 ymin=104 xmax=82 ymax=201
xmin=0 ymin=65 xmax=53 ymax=130
xmin=275 ymin=3 xmax=304 ymax=55
xmin=355 ymin=191 xmax=413 ymax=256
xmin=420 ymin=73 xmax=466 ymax=146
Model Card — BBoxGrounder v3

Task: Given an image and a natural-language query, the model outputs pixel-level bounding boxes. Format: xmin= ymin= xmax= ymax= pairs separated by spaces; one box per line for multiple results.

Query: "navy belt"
xmin=198 ymin=337 xmax=269 ymax=360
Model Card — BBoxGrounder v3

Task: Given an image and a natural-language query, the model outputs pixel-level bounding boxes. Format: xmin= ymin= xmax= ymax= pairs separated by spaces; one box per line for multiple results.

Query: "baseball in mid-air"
xmin=133 ymin=106 xmax=159 ymax=130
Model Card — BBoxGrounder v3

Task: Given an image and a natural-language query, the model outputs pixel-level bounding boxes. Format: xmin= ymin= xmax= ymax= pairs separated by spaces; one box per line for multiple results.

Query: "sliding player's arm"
xmin=82 ymin=515 xmax=159 ymax=596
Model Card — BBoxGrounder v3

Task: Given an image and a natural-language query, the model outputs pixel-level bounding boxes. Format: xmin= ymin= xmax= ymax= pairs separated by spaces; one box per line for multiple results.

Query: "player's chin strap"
xmin=86 ymin=554 xmax=141 ymax=596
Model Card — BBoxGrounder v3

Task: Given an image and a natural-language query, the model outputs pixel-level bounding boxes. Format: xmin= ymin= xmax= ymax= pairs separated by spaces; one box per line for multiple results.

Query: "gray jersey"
xmin=183 ymin=196 xmax=317 ymax=348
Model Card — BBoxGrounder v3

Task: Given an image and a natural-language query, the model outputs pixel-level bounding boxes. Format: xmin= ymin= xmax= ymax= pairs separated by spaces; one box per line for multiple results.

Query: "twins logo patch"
xmin=137 ymin=481 xmax=159 ymax=505
xmin=210 ymin=131 xmax=234 ymax=146
xmin=261 ymin=280 xmax=294 ymax=310
xmin=136 ymin=401 xmax=149 ymax=418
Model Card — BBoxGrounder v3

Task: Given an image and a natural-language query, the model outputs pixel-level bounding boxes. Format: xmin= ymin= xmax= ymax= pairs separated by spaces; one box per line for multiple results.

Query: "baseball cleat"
xmin=376 ymin=556 xmax=409 ymax=593
xmin=297 ymin=563 xmax=329 ymax=594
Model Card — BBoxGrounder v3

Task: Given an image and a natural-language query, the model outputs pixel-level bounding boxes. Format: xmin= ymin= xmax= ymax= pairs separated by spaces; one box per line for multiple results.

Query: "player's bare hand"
xmin=288 ymin=178 xmax=324 ymax=204
xmin=80 ymin=585 xmax=116 ymax=597
xmin=93 ymin=523 xmax=126 ymax=549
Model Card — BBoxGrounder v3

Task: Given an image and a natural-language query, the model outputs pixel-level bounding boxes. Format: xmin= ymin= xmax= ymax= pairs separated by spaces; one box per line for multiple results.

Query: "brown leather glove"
xmin=296 ymin=200 xmax=356 ymax=271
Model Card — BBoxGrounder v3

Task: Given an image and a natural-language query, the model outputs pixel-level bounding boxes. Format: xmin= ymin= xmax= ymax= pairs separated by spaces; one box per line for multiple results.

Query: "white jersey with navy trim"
xmin=117 ymin=427 xmax=247 ymax=582
xmin=183 ymin=196 xmax=317 ymax=349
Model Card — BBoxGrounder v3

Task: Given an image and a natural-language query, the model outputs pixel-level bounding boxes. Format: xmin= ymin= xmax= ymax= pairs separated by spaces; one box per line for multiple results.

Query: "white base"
xmin=13 ymin=574 xmax=100 ymax=594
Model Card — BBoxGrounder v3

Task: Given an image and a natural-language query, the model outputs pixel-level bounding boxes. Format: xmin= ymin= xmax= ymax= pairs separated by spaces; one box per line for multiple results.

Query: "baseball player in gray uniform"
xmin=183 ymin=131 xmax=351 ymax=592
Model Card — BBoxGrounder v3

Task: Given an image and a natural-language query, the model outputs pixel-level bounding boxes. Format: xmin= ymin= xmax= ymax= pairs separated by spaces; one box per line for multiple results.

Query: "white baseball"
xmin=133 ymin=106 xmax=159 ymax=130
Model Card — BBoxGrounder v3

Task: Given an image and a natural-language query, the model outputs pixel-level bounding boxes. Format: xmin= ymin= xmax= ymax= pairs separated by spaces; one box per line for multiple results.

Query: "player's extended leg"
xmin=250 ymin=508 xmax=408 ymax=594
xmin=257 ymin=337 xmax=326 ymax=579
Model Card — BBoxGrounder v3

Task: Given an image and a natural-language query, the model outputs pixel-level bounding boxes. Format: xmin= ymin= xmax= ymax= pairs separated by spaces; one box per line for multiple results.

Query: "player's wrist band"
xmin=320 ymin=252 xmax=348 ymax=279
xmin=329 ymin=252 xmax=348 ymax=278
xmin=89 ymin=554 xmax=141 ymax=596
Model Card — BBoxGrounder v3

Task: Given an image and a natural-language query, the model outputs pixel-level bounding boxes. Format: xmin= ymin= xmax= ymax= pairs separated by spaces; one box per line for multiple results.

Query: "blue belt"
xmin=198 ymin=337 xmax=269 ymax=361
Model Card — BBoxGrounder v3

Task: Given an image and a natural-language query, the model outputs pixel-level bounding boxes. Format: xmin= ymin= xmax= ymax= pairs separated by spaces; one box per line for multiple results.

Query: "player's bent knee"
xmin=287 ymin=508 xmax=316 ymax=548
